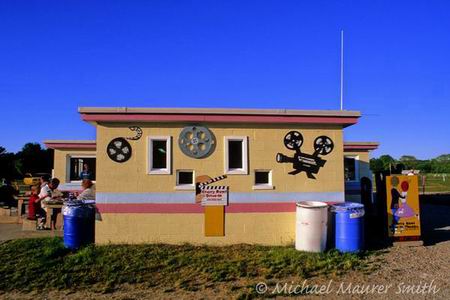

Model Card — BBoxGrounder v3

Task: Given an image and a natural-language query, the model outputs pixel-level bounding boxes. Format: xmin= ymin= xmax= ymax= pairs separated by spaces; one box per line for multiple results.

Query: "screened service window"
xmin=344 ymin=156 xmax=357 ymax=181
xmin=148 ymin=136 xmax=172 ymax=174
xmin=224 ymin=136 xmax=248 ymax=175
xmin=152 ymin=140 xmax=167 ymax=169
xmin=228 ymin=140 xmax=243 ymax=169
xmin=69 ymin=157 xmax=96 ymax=181
xmin=255 ymin=170 xmax=270 ymax=185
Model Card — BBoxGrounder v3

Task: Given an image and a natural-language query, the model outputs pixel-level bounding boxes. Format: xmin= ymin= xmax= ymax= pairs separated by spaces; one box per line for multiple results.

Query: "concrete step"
xmin=22 ymin=218 xmax=37 ymax=231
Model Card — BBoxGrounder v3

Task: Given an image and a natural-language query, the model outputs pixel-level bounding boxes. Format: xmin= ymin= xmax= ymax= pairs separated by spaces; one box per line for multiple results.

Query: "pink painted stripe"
xmin=96 ymin=202 xmax=342 ymax=214
xmin=96 ymin=203 xmax=203 ymax=214
xmin=225 ymin=203 xmax=295 ymax=213
xmin=81 ymin=113 xmax=359 ymax=126
xmin=44 ymin=143 xmax=96 ymax=150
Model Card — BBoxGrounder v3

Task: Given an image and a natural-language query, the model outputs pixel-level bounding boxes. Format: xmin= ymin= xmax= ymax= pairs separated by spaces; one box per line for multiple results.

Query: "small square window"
xmin=255 ymin=171 xmax=269 ymax=185
xmin=178 ymin=171 xmax=193 ymax=185
xmin=253 ymin=170 xmax=273 ymax=190
xmin=175 ymin=170 xmax=195 ymax=190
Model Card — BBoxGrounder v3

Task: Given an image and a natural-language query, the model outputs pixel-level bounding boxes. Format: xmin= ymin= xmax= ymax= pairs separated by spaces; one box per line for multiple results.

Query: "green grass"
xmin=0 ymin=237 xmax=371 ymax=293
xmin=420 ymin=173 xmax=450 ymax=193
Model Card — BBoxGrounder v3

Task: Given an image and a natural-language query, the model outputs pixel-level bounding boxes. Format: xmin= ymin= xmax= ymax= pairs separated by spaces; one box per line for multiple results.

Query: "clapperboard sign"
xmin=198 ymin=175 xmax=229 ymax=206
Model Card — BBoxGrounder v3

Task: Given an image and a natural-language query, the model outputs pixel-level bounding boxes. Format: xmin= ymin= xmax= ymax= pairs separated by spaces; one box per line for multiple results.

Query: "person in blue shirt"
xmin=79 ymin=163 xmax=92 ymax=180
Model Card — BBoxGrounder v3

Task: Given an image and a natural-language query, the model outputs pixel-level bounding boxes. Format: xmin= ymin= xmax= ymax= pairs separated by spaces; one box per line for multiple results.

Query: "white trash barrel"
xmin=295 ymin=201 xmax=329 ymax=252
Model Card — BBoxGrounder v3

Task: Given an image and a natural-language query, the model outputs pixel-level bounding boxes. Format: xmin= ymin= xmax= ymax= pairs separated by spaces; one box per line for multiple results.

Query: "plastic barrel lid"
xmin=331 ymin=202 xmax=364 ymax=212
xmin=296 ymin=201 xmax=328 ymax=208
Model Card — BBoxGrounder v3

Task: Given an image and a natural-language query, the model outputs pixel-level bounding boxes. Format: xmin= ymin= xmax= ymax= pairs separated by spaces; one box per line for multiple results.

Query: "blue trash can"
xmin=63 ymin=202 xmax=96 ymax=249
xmin=332 ymin=203 xmax=365 ymax=252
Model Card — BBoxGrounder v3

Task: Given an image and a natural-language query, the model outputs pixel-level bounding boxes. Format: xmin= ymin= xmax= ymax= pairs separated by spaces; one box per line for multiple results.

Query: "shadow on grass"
xmin=0 ymin=238 xmax=375 ymax=293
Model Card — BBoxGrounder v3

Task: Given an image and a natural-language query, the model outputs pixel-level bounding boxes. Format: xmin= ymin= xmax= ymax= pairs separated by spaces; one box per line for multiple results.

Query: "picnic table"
xmin=16 ymin=195 xmax=29 ymax=224
xmin=45 ymin=201 xmax=64 ymax=231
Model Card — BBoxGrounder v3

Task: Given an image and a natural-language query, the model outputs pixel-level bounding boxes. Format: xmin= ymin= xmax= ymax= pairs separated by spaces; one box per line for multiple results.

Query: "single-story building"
xmin=45 ymin=107 xmax=378 ymax=245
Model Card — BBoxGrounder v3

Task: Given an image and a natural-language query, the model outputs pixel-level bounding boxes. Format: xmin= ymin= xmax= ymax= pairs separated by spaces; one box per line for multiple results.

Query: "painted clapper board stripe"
xmin=200 ymin=186 xmax=228 ymax=190
xmin=198 ymin=175 xmax=227 ymax=187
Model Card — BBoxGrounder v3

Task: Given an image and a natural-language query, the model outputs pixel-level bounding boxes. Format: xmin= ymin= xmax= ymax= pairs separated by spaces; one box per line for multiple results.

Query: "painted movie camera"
xmin=276 ymin=131 xmax=334 ymax=179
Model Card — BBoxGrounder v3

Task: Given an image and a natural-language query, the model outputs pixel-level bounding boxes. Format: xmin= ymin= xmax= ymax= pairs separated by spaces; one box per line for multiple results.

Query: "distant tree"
xmin=416 ymin=160 xmax=432 ymax=173
xmin=15 ymin=143 xmax=53 ymax=175
xmin=434 ymin=154 xmax=450 ymax=162
xmin=430 ymin=157 xmax=450 ymax=173
xmin=0 ymin=147 xmax=20 ymax=180
xmin=379 ymin=155 xmax=396 ymax=172
xmin=370 ymin=158 xmax=384 ymax=172
xmin=399 ymin=155 xmax=418 ymax=169
xmin=399 ymin=155 xmax=417 ymax=161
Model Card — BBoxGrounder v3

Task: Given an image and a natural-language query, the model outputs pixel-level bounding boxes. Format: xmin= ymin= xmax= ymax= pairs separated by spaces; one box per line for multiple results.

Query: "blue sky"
xmin=0 ymin=0 xmax=449 ymax=159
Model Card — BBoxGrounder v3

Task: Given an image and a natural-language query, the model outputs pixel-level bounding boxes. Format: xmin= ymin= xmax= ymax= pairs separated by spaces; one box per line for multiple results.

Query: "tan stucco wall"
xmin=95 ymin=123 xmax=345 ymax=193
xmin=53 ymin=148 xmax=96 ymax=183
xmin=96 ymin=212 xmax=296 ymax=245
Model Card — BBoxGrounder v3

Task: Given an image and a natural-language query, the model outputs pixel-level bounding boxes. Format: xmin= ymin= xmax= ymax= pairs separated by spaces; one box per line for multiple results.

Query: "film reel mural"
xmin=178 ymin=125 xmax=216 ymax=159
xmin=107 ymin=138 xmax=132 ymax=163
xmin=106 ymin=126 xmax=142 ymax=163
xmin=276 ymin=131 xmax=334 ymax=179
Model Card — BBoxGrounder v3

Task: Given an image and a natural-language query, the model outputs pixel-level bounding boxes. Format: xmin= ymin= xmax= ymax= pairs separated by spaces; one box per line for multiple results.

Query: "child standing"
xmin=27 ymin=185 xmax=39 ymax=220
xmin=35 ymin=175 xmax=51 ymax=230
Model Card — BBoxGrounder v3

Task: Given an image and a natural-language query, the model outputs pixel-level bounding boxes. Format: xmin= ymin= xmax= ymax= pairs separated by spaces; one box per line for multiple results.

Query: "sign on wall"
xmin=195 ymin=174 xmax=228 ymax=237
xmin=386 ymin=175 xmax=421 ymax=240
xmin=200 ymin=186 xmax=228 ymax=206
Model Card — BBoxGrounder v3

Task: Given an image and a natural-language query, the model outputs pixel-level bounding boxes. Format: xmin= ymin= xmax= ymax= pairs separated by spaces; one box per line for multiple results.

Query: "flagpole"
xmin=340 ymin=30 xmax=344 ymax=111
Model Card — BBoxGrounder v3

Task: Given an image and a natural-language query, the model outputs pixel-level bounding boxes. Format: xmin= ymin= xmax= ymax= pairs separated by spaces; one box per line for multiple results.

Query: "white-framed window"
xmin=175 ymin=169 xmax=195 ymax=190
xmin=147 ymin=136 xmax=172 ymax=174
xmin=344 ymin=155 xmax=359 ymax=182
xmin=253 ymin=169 xmax=274 ymax=190
xmin=224 ymin=136 xmax=248 ymax=175
xmin=66 ymin=155 xmax=96 ymax=182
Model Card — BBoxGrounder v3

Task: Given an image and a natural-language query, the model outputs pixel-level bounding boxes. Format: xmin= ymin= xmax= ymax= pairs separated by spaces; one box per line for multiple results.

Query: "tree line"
xmin=0 ymin=143 xmax=53 ymax=180
xmin=370 ymin=154 xmax=450 ymax=174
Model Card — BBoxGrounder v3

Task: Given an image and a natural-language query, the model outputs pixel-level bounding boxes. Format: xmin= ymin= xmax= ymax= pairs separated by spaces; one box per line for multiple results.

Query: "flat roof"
xmin=344 ymin=141 xmax=379 ymax=151
xmin=79 ymin=107 xmax=361 ymax=127
xmin=44 ymin=140 xmax=96 ymax=150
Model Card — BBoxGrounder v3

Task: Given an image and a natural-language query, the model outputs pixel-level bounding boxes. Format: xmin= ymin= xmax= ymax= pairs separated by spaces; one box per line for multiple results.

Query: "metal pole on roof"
xmin=340 ymin=30 xmax=344 ymax=111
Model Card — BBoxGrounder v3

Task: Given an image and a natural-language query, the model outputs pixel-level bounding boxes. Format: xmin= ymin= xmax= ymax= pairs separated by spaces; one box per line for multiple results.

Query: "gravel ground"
xmin=1 ymin=201 xmax=449 ymax=300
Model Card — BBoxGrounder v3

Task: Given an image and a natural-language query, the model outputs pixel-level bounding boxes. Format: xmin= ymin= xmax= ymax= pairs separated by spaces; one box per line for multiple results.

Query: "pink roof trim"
xmin=44 ymin=142 xmax=96 ymax=150
xmin=81 ymin=113 xmax=359 ymax=127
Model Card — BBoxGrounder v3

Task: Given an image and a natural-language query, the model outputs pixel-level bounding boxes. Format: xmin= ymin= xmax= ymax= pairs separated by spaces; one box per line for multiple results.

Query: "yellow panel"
xmin=386 ymin=175 xmax=421 ymax=239
xmin=204 ymin=206 xmax=224 ymax=236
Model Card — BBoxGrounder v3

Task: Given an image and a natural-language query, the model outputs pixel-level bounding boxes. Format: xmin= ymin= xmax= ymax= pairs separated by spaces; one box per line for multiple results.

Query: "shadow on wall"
xmin=420 ymin=194 xmax=450 ymax=246
xmin=344 ymin=161 xmax=372 ymax=203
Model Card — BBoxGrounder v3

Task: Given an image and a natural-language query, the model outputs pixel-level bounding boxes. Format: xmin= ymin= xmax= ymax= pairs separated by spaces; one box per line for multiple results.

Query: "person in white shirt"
xmin=77 ymin=179 xmax=96 ymax=200
xmin=36 ymin=175 xmax=51 ymax=229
